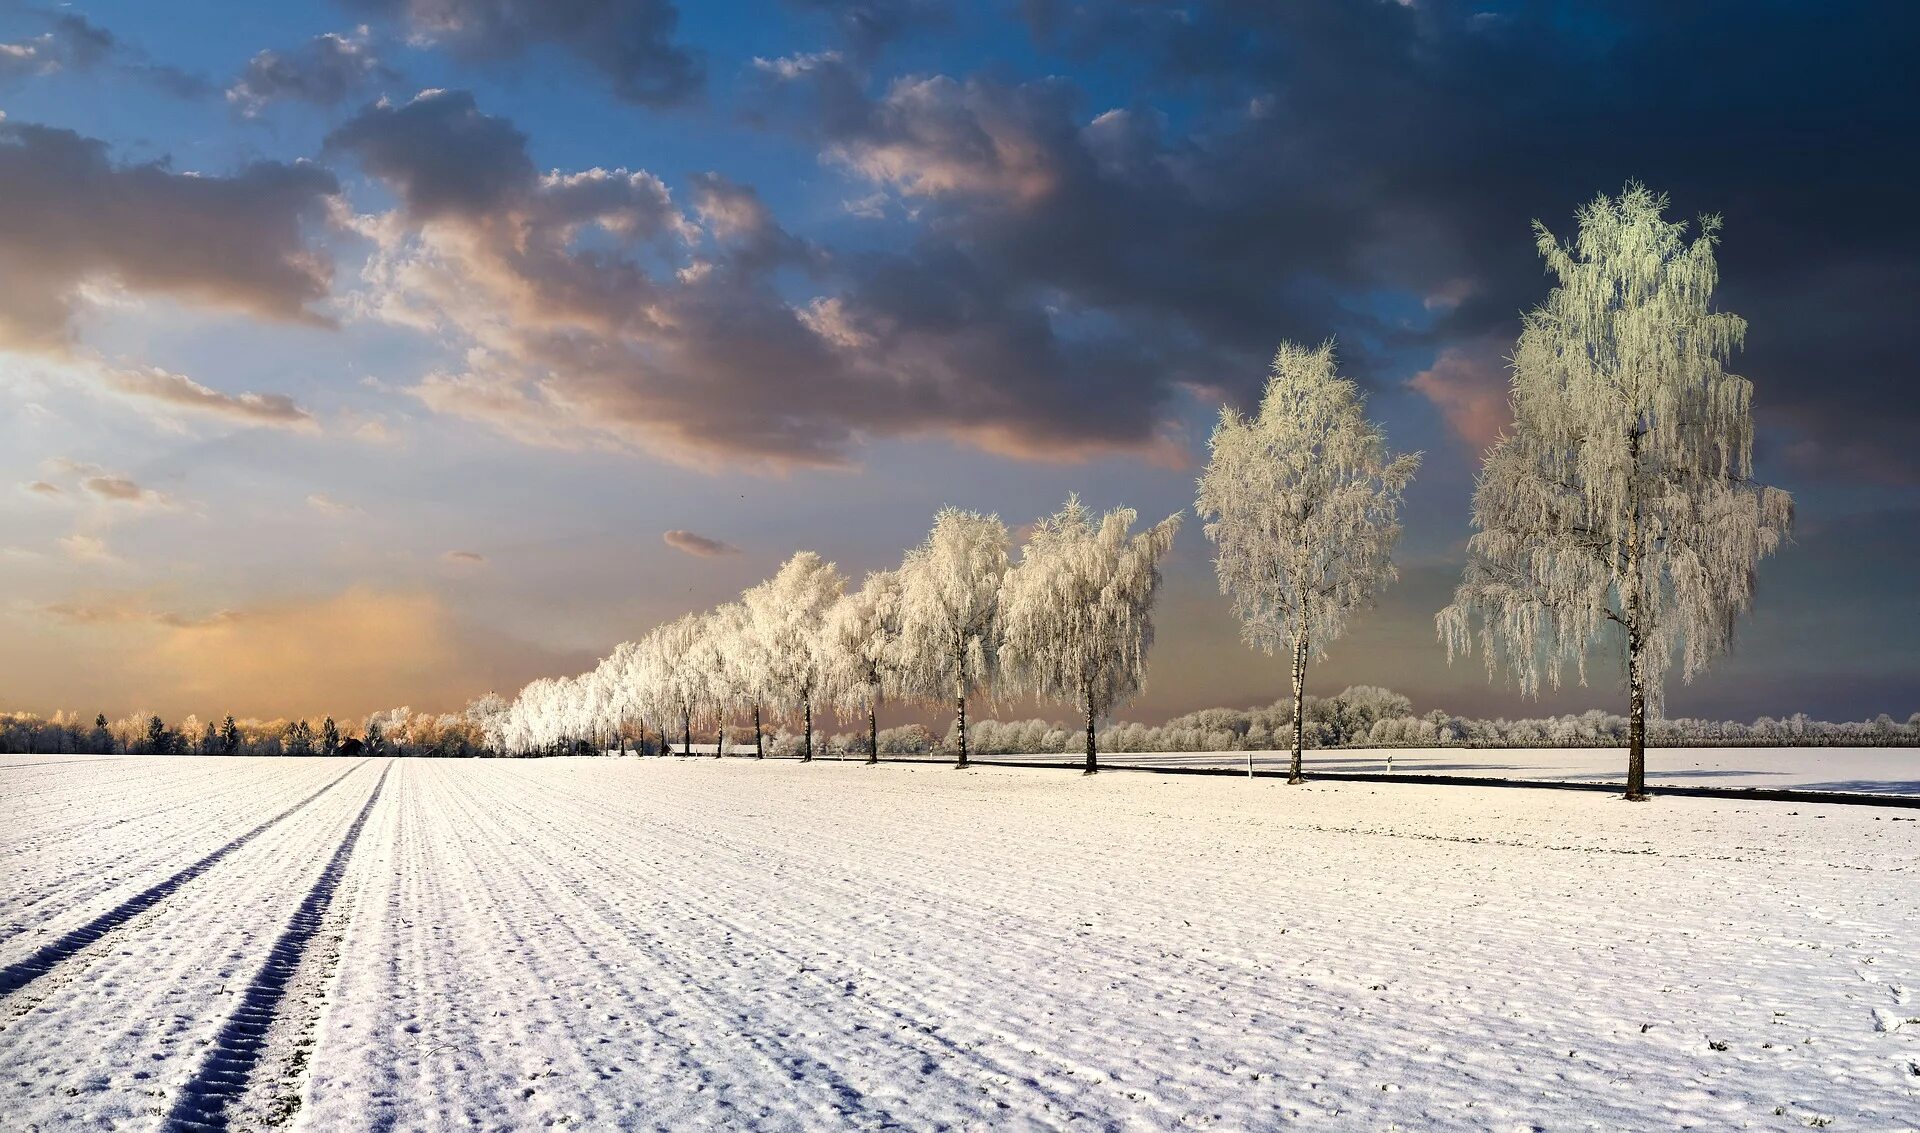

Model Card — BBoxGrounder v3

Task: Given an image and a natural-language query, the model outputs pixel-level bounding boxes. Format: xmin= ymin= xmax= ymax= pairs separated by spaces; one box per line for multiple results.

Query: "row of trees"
xmin=478 ymin=184 xmax=1800 ymax=799
xmin=482 ymin=497 xmax=1183 ymax=773
xmin=7 ymin=694 xmax=1913 ymax=758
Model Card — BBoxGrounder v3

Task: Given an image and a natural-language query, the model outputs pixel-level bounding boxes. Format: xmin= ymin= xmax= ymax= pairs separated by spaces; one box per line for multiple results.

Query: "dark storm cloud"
xmin=0 ymin=119 xmax=338 ymax=350
xmin=331 ymin=4 xmax=1917 ymax=477
xmin=227 ymin=28 xmax=394 ymax=116
xmin=1007 ymin=0 xmax=1920 ymax=482
xmin=342 ymin=0 xmax=702 ymax=106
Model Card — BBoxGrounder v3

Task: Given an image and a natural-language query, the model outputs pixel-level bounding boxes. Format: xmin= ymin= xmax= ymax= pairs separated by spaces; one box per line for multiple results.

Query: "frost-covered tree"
xmin=823 ymin=569 xmax=905 ymax=764
xmin=678 ymin=609 xmax=740 ymax=756
xmin=653 ymin=614 xmax=708 ymax=755
xmin=897 ymin=508 xmax=1010 ymax=767
xmin=743 ymin=552 xmax=846 ymax=761
xmin=1437 ymin=185 xmax=1793 ymax=801
xmin=1197 ymin=341 xmax=1421 ymax=783
xmin=1001 ymin=496 xmax=1182 ymax=774
xmin=710 ymin=600 xmax=769 ymax=757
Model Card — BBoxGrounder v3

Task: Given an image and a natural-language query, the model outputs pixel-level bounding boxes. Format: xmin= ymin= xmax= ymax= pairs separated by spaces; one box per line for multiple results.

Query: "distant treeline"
xmin=2 ymin=687 xmax=1915 ymax=757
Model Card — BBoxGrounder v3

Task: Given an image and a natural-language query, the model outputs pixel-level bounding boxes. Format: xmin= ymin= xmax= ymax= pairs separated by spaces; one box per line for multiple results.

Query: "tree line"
xmin=4 ymin=691 xmax=1913 ymax=759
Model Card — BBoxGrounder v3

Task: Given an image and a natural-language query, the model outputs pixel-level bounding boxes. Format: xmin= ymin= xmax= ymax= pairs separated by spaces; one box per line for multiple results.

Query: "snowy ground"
xmin=1002 ymin=746 xmax=1920 ymax=796
xmin=2 ymin=756 xmax=1915 ymax=1130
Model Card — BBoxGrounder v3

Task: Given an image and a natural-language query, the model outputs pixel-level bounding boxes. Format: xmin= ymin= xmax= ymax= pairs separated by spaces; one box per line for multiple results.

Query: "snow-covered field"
xmin=1018 ymin=746 xmax=1920 ymax=796
xmin=2 ymin=756 xmax=1915 ymax=1130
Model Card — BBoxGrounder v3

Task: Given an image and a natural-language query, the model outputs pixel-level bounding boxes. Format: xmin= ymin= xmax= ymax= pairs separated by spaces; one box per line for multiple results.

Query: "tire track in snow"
xmin=163 ymin=759 xmax=392 ymax=1131
xmin=3 ymin=761 xmax=352 ymax=942
xmin=0 ymin=760 xmax=368 ymax=999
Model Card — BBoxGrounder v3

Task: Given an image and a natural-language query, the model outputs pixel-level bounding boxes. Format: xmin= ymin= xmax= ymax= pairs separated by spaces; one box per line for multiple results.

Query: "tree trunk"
xmin=682 ymin=712 xmax=691 ymax=758
xmin=716 ymin=718 xmax=725 ymax=759
xmin=954 ymin=692 xmax=968 ymax=769
xmin=1083 ymin=694 xmax=1098 ymax=775
xmin=753 ymin=704 xmax=764 ymax=759
xmin=867 ymin=704 xmax=878 ymax=765
xmin=1626 ymin=620 xmax=1649 ymax=801
xmin=802 ymin=703 xmax=813 ymax=762
xmin=1289 ymin=618 xmax=1309 ymax=785
xmin=1623 ymin=426 xmax=1650 ymax=802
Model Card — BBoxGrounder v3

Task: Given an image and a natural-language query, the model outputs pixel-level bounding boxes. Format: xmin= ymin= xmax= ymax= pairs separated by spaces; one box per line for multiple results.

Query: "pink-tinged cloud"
xmin=1408 ymin=340 xmax=1512 ymax=451
xmin=663 ymin=529 xmax=739 ymax=557
xmin=104 ymin=366 xmax=319 ymax=431
xmin=443 ymin=550 xmax=487 ymax=565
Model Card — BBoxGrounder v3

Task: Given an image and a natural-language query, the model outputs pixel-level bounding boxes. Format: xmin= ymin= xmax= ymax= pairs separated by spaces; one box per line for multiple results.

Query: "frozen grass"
xmin=1 ymin=756 xmax=1915 ymax=1129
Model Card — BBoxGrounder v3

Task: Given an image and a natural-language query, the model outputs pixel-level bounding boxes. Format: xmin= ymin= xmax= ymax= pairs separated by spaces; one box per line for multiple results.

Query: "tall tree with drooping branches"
xmin=1001 ymin=496 xmax=1182 ymax=774
xmin=1197 ymin=340 xmax=1421 ymax=783
xmin=823 ymin=569 xmax=905 ymax=764
xmin=743 ymin=551 xmax=846 ymax=762
xmin=1438 ymin=184 xmax=1793 ymax=801
xmin=897 ymin=507 xmax=1009 ymax=768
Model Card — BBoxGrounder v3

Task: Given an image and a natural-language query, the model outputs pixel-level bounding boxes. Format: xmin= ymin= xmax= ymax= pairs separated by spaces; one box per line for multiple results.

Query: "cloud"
xmin=330 ymin=90 xmax=1192 ymax=469
xmin=81 ymin=476 xmax=168 ymax=506
xmin=1407 ymin=338 xmax=1511 ymax=451
xmin=443 ymin=549 xmax=487 ymax=564
xmin=0 ymin=12 xmax=207 ymax=96
xmin=0 ymin=14 xmax=112 ymax=83
xmin=782 ymin=1 xmax=949 ymax=60
xmin=101 ymin=365 xmax=320 ymax=431
xmin=1025 ymin=2 xmax=1920 ymax=482
xmin=0 ymin=118 xmax=338 ymax=352
xmin=325 ymin=89 xmax=537 ymax=220
xmin=307 ymin=492 xmax=361 ymax=516
xmin=58 ymin=534 xmax=112 ymax=562
xmin=227 ymin=27 xmax=392 ymax=115
xmin=38 ymin=595 xmax=233 ymax=629
xmin=343 ymin=0 xmax=702 ymax=106
xmin=662 ymin=529 xmax=739 ymax=557
xmin=25 ymin=480 xmax=62 ymax=496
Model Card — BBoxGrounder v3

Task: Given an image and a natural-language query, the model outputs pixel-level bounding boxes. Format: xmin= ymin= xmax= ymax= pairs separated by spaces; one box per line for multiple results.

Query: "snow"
xmin=2 ymin=754 xmax=1915 ymax=1130
xmin=1016 ymin=746 xmax=1919 ymax=797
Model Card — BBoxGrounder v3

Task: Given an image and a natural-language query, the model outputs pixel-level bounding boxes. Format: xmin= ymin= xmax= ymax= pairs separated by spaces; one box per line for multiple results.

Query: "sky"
xmin=0 ymin=0 xmax=1915 ymax=727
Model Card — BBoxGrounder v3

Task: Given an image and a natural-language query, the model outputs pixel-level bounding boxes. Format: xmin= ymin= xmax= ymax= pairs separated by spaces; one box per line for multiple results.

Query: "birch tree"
xmin=823 ymin=569 xmax=905 ymax=764
xmin=1197 ymin=341 xmax=1421 ymax=783
xmin=897 ymin=508 xmax=1009 ymax=768
xmin=743 ymin=552 xmax=846 ymax=761
xmin=704 ymin=603 xmax=754 ymax=756
xmin=667 ymin=611 xmax=728 ymax=755
xmin=1437 ymin=185 xmax=1793 ymax=801
xmin=1001 ymin=496 xmax=1182 ymax=774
